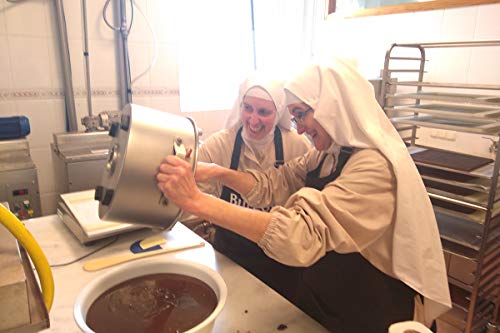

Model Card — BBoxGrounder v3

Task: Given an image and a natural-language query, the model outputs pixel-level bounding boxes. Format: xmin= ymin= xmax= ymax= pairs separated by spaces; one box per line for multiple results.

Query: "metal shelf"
xmin=387 ymin=103 xmax=500 ymax=120
xmin=391 ymin=115 xmax=500 ymax=134
xmin=436 ymin=211 xmax=484 ymax=251
xmin=388 ymin=91 xmax=500 ymax=107
xmin=408 ymin=146 xmax=497 ymax=180
xmin=382 ymin=40 xmax=500 ymax=333
xmin=389 ymin=81 xmax=500 ymax=91
xmin=420 ymin=171 xmax=495 ymax=193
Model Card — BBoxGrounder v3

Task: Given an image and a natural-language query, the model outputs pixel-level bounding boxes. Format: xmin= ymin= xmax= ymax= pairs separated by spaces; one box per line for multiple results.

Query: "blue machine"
xmin=0 ymin=116 xmax=31 ymax=140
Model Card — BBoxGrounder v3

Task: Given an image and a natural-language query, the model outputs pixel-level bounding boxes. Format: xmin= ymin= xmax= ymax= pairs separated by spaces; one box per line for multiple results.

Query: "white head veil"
xmin=284 ymin=57 xmax=451 ymax=326
xmin=225 ymin=73 xmax=292 ymax=132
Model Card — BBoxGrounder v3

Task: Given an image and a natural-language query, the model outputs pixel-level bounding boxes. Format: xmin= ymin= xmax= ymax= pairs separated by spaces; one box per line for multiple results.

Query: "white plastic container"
xmin=74 ymin=257 xmax=227 ymax=333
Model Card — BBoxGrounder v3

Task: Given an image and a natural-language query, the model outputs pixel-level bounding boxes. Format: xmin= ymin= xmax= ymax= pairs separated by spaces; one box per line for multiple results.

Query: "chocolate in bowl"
xmin=86 ymin=273 xmax=217 ymax=333
xmin=74 ymin=258 xmax=227 ymax=333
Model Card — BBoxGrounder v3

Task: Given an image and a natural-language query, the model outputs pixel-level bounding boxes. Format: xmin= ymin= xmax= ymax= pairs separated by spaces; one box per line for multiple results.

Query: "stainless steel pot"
xmin=95 ymin=104 xmax=199 ymax=229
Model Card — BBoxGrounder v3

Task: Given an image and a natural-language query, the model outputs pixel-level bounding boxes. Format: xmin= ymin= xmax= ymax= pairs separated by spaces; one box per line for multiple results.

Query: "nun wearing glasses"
xmin=196 ymin=73 xmax=311 ymax=301
xmin=157 ymin=58 xmax=451 ymax=333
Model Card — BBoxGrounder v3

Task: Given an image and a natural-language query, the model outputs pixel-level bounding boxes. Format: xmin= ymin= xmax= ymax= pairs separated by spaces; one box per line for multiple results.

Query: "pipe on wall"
xmin=114 ymin=0 xmax=133 ymax=109
xmin=82 ymin=0 xmax=93 ymax=117
xmin=54 ymin=0 xmax=78 ymax=132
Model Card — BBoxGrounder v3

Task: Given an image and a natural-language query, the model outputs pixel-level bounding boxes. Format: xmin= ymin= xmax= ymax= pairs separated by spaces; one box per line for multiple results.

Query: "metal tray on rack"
xmin=389 ymin=104 xmax=500 ymax=120
xmin=419 ymin=166 xmax=495 ymax=193
xmin=408 ymin=146 xmax=497 ymax=179
xmin=432 ymin=200 xmax=500 ymax=224
xmin=435 ymin=211 xmax=483 ymax=251
xmin=427 ymin=187 xmax=489 ymax=209
xmin=392 ymin=115 xmax=500 ymax=134
xmin=388 ymin=91 xmax=500 ymax=106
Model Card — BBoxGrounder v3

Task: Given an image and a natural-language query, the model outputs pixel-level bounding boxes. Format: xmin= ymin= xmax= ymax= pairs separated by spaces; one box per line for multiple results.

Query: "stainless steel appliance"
xmin=0 ymin=221 xmax=49 ymax=332
xmin=51 ymin=132 xmax=112 ymax=194
xmin=0 ymin=139 xmax=42 ymax=219
xmin=96 ymin=104 xmax=199 ymax=229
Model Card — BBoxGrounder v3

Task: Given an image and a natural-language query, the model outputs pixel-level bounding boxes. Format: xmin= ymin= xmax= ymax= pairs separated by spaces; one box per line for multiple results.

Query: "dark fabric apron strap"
xmin=220 ymin=127 xmax=244 ymax=201
xmin=273 ymin=127 xmax=285 ymax=168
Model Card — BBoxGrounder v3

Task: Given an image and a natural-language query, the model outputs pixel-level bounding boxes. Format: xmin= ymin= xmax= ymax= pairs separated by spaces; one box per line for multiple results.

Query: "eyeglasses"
xmin=291 ymin=108 xmax=313 ymax=126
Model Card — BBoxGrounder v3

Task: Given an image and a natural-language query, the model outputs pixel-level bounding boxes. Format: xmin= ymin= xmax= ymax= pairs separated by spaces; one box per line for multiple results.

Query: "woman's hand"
xmin=156 ymin=156 xmax=202 ymax=214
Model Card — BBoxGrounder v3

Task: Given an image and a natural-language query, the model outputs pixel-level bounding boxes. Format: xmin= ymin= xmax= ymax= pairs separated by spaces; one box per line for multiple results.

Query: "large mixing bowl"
xmin=74 ymin=258 xmax=227 ymax=333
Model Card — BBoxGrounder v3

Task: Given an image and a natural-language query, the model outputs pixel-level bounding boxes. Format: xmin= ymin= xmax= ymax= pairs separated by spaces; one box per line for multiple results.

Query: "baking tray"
xmin=408 ymin=146 xmax=496 ymax=179
xmin=432 ymin=199 xmax=500 ymax=224
xmin=390 ymin=103 xmax=500 ymax=120
xmin=411 ymin=149 xmax=493 ymax=172
xmin=392 ymin=115 xmax=500 ymax=134
xmin=426 ymin=183 xmax=489 ymax=207
xmin=418 ymin=165 xmax=495 ymax=193
xmin=435 ymin=210 xmax=483 ymax=251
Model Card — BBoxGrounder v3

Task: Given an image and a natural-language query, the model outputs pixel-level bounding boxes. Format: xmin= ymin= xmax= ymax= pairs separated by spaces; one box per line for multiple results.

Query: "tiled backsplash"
xmin=0 ymin=87 xmax=179 ymax=101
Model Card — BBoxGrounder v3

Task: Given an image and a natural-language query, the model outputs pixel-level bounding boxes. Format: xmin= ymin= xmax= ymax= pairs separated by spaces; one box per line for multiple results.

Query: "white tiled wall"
xmin=0 ymin=0 xmax=499 ymax=215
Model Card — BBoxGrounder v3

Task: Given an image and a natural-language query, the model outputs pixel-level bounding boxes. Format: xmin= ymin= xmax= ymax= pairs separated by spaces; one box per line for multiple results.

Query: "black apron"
xmin=214 ymin=127 xmax=301 ymax=303
xmin=298 ymin=147 xmax=416 ymax=333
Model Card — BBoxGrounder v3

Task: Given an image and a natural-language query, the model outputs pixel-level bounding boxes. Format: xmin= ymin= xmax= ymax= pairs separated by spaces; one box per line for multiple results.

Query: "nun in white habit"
xmin=197 ymin=73 xmax=311 ymax=301
xmin=157 ymin=58 xmax=451 ymax=333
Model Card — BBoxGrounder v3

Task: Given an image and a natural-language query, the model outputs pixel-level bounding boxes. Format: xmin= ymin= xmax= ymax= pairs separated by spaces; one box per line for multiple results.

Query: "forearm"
xmin=188 ymin=192 xmax=270 ymax=243
xmin=212 ymin=165 xmax=256 ymax=197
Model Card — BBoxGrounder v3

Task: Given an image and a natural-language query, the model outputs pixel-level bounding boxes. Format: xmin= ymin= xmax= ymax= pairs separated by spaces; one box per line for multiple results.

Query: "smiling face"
xmin=288 ymin=102 xmax=332 ymax=150
xmin=241 ymin=95 xmax=277 ymax=140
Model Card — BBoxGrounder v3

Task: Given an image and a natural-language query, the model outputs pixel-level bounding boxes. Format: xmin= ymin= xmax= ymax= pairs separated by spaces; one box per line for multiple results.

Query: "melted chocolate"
xmin=86 ymin=273 xmax=217 ymax=333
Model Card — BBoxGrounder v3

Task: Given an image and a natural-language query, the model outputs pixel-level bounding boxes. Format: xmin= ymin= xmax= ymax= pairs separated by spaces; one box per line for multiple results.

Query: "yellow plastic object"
xmin=139 ymin=234 xmax=166 ymax=250
xmin=0 ymin=204 xmax=54 ymax=311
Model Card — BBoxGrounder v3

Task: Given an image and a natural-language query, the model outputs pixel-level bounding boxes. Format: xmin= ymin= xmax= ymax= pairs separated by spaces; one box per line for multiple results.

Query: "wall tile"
xmin=148 ymin=96 xmax=180 ymax=115
xmin=148 ymin=0 xmax=180 ymax=44
xmin=88 ymin=39 xmax=118 ymax=89
xmin=0 ymin=101 xmax=18 ymax=117
xmin=150 ymin=43 xmax=178 ymax=88
xmin=47 ymin=38 xmax=65 ymax=90
xmin=15 ymin=100 xmax=66 ymax=150
xmin=8 ymin=36 xmax=52 ymax=89
xmin=127 ymin=0 xmax=151 ymax=43
xmin=441 ymin=6 xmax=478 ymax=41
xmin=86 ymin=0 xmax=117 ymax=41
xmin=75 ymin=97 xmax=93 ymax=132
xmin=475 ymin=3 xmax=500 ymax=39
xmin=0 ymin=35 xmax=13 ymax=89
xmin=411 ymin=10 xmax=444 ymax=42
xmin=469 ymin=48 xmax=500 ymax=85
xmin=128 ymin=42 xmax=151 ymax=88
xmin=90 ymin=97 xmax=121 ymax=114
xmin=0 ymin=1 xmax=7 ymax=35
xmin=61 ymin=0 xmax=83 ymax=40
xmin=3 ymin=0 xmax=49 ymax=37
xmin=67 ymin=40 xmax=87 ymax=91
xmin=44 ymin=0 xmax=60 ymax=40
xmin=131 ymin=96 xmax=151 ymax=108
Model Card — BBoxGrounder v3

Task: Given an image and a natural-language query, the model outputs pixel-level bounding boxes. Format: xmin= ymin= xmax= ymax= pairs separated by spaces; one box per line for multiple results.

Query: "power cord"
xmin=50 ymin=235 xmax=119 ymax=268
